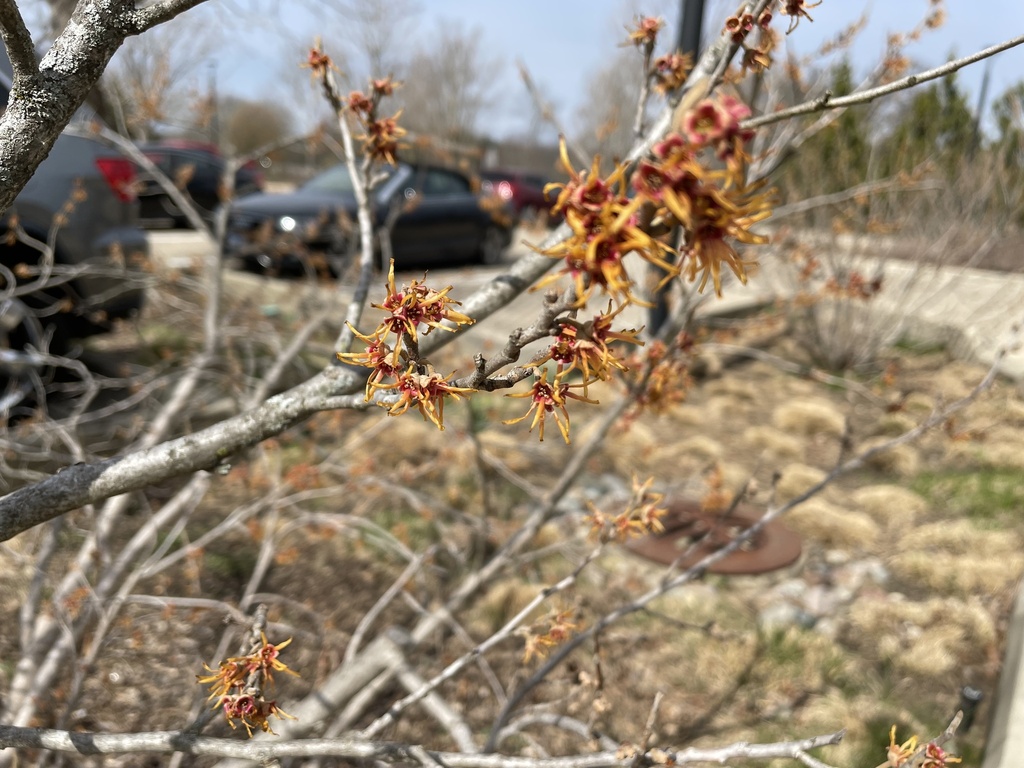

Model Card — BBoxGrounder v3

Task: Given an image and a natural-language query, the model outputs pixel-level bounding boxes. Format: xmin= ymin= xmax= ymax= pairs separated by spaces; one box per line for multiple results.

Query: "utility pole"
xmin=649 ymin=0 xmax=707 ymax=337
xmin=677 ymin=0 xmax=706 ymax=65
xmin=208 ymin=60 xmax=220 ymax=150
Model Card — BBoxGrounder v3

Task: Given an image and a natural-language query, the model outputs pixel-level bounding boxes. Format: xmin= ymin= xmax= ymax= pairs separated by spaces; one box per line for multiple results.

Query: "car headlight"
xmin=278 ymin=215 xmax=299 ymax=233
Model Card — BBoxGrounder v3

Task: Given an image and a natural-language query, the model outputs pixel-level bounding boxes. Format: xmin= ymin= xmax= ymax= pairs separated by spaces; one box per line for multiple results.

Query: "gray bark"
xmin=0 ymin=0 xmax=208 ymax=215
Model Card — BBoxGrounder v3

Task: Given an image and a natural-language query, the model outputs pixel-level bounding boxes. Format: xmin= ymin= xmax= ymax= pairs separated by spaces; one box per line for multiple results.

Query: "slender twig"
xmin=742 ymin=34 xmax=1024 ymax=131
xmin=360 ymin=548 xmax=602 ymax=740
xmin=517 ymin=61 xmax=589 ymax=169
xmin=343 ymin=547 xmax=435 ymax=666
xmin=483 ymin=336 xmax=1009 ymax=749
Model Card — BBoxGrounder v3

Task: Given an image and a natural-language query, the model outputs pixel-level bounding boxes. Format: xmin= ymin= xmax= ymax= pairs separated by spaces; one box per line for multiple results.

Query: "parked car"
xmin=0 ymin=44 xmax=149 ymax=378
xmin=136 ymin=140 xmax=266 ymax=228
xmin=225 ymin=162 xmax=512 ymax=275
xmin=479 ymin=169 xmax=554 ymax=223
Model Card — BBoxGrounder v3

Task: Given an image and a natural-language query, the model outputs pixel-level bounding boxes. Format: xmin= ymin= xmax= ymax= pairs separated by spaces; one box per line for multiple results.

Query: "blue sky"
xmin=169 ymin=0 xmax=1024 ymax=139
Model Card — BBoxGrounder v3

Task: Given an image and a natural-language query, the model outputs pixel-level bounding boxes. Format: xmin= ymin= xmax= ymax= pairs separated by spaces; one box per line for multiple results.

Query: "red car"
xmin=479 ymin=170 xmax=554 ymax=224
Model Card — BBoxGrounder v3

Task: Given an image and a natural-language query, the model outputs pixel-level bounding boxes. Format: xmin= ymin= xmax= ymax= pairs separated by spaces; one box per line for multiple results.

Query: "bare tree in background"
xmin=221 ymin=96 xmax=295 ymax=155
xmin=576 ymin=48 xmax=645 ymax=163
xmin=104 ymin=15 xmax=215 ymax=139
xmin=337 ymin=0 xmax=420 ymax=82
xmin=399 ymin=22 xmax=499 ymax=142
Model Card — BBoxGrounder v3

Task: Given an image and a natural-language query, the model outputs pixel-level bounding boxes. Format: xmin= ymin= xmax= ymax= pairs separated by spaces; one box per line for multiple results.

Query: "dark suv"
xmin=136 ymin=140 xmax=266 ymax=228
xmin=0 ymin=45 xmax=150 ymax=372
xmin=225 ymin=162 xmax=511 ymax=274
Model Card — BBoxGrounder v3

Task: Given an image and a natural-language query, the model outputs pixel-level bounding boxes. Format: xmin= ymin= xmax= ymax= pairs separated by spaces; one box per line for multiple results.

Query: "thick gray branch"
xmin=128 ymin=0 xmax=211 ymax=33
xmin=0 ymin=1 xmax=39 ymax=85
xmin=0 ymin=725 xmax=845 ymax=765
xmin=0 ymin=370 xmax=343 ymax=539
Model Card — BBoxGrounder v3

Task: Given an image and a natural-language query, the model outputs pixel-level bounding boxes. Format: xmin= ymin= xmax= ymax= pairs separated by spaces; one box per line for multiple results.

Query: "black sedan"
xmin=223 ymin=162 xmax=512 ymax=276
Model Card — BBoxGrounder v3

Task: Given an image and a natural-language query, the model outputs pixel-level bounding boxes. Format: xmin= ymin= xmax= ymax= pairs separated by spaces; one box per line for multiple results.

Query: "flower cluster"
xmin=339 ymin=261 xmax=475 ymax=430
xmin=779 ymin=0 xmax=823 ymax=34
xmin=503 ymin=368 xmax=597 ymax=444
xmin=724 ymin=6 xmax=777 ymax=76
xmin=635 ymin=129 xmax=772 ymax=294
xmin=585 ymin=475 xmax=667 ymax=542
xmin=620 ymin=333 xmax=695 ymax=419
xmin=519 ymin=609 xmax=580 ymax=663
xmin=197 ymin=633 xmax=298 ymax=737
xmin=625 ymin=15 xmax=663 ymax=51
xmin=537 ymin=143 xmax=678 ymax=306
xmin=345 ymin=75 xmax=407 ymax=164
xmin=653 ymin=52 xmax=692 ymax=94
xmin=535 ymin=303 xmax=644 ymax=395
xmin=883 ymin=726 xmax=961 ymax=767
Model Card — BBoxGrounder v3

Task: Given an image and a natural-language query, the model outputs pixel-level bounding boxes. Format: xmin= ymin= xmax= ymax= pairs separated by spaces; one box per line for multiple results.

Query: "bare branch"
xmin=0 ymin=725 xmax=846 ymax=765
xmin=743 ymin=34 xmax=1024 ymax=131
xmin=127 ymin=0 xmax=211 ymax=34
xmin=0 ymin=0 xmax=38 ymax=85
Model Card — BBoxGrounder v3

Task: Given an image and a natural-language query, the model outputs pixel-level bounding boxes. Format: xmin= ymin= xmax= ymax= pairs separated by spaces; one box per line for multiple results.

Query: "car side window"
xmin=422 ymin=169 xmax=470 ymax=198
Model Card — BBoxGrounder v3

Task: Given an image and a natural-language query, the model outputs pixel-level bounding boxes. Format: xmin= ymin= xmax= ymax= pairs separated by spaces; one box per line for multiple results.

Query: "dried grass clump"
xmin=857 ymin=437 xmax=921 ymax=476
xmin=368 ymin=414 xmax=442 ymax=464
xmin=890 ymin=521 xmax=1023 ymax=595
xmin=870 ymin=412 xmax=918 ymax=437
xmin=891 ymin=550 xmax=1023 ymax=596
xmin=901 ymin=519 xmax=1020 ymax=556
xmin=707 ymin=394 xmax=755 ymax=422
xmin=602 ymin=422 xmax=659 ymax=473
xmin=850 ymin=485 xmax=929 ymax=532
xmin=742 ymin=425 xmax=804 ymax=461
xmin=670 ymin=404 xmax=705 ymax=427
xmin=792 ymin=691 xmax=872 ymax=768
xmin=929 ymin=361 xmax=987 ymax=400
xmin=785 ymin=499 xmax=880 ymax=550
xmin=902 ymin=391 xmax=937 ymax=415
xmin=947 ymin=429 xmax=1024 ymax=470
xmin=672 ymin=435 xmax=724 ymax=461
xmin=772 ymin=399 xmax=847 ymax=438
xmin=704 ymin=378 xmax=759 ymax=400
xmin=775 ymin=463 xmax=827 ymax=503
xmin=847 ymin=596 xmax=996 ymax=677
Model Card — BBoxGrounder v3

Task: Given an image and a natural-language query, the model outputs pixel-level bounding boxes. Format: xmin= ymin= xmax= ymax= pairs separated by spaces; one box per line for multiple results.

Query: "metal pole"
xmin=649 ymin=0 xmax=707 ymax=337
xmin=677 ymin=0 xmax=706 ymax=61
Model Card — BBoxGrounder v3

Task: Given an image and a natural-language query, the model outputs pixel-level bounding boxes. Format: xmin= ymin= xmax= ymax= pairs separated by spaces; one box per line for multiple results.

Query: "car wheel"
xmin=479 ymin=226 xmax=507 ymax=266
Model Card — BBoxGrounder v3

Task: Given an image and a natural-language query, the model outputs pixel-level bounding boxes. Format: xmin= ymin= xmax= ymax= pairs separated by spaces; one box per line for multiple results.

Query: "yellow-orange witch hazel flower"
xmin=538 ymin=303 xmax=644 ymax=393
xmin=538 ymin=140 xmax=677 ymax=306
xmin=197 ymin=633 xmax=300 ymax=739
xmin=634 ymin=131 xmax=772 ymax=295
xmin=683 ymin=188 xmax=771 ymax=294
xmin=504 ymin=369 xmax=597 ymax=443
xmin=375 ymin=364 xmax=474 ymax=430
xmin=373 ymin=261 xmax=474 ymax=347
xmin=336 ymin=325 xmax=401 ymax=400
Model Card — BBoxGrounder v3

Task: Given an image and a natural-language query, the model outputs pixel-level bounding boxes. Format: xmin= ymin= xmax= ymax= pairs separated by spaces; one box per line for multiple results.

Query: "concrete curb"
xmin=983 ymin=582 xmax=1024 ymax=768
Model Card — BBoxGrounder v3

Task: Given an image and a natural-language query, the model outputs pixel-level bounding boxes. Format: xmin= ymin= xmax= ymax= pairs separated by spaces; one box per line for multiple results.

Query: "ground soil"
xmin=3 ymin=273 xmax=1023 ymax=767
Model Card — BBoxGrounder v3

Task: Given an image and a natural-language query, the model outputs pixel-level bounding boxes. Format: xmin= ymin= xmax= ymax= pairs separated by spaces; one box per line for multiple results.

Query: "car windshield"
xmin=302 ymin=165 xmax=357 ymax=195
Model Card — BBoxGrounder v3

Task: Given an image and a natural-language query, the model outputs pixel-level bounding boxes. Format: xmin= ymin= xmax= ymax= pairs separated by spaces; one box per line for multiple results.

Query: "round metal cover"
xmin=623 ymin=499 xmax=802 ymax=575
